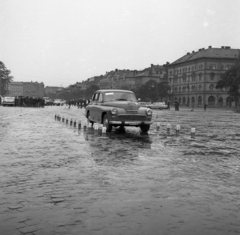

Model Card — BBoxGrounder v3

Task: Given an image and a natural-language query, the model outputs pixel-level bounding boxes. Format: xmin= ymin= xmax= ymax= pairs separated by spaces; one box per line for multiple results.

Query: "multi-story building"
xmin=8 ymin=81 xmax=45 ymax=97
xmin=99 ymin=64 xmax=167 ymax=90
xmin=168 ymin=46 xmax=240 ymax=107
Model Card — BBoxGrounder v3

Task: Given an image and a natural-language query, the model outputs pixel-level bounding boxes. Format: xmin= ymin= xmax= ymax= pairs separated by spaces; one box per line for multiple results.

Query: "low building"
xmin=45 ymin=86 xmax=64 ymax=95
xmin=7 ymin=82 xmax=24 ymax=97
xmin=167 ymin=46 xmax=240 ymax=107
xmin=8 ymin=81 xmax=45 ymax=97
xmin=99 ymin=65 xmax=167 ymax=90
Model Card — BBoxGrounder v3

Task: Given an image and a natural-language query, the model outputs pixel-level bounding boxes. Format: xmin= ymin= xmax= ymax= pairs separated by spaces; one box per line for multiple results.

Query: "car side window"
xmin=98 ymin=93 xmax=103 ymax=102
xmin=92 ymin=93 xmax=99 ymax=101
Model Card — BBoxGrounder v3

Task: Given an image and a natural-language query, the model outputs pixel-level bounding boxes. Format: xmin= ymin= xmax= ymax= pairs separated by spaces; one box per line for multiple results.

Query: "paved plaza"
xmin=0 ymin=105 xmax=240 ymax=235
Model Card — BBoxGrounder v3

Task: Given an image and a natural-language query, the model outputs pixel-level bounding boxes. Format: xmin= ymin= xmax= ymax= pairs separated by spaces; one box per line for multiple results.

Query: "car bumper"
xmin=109 ymin=121 xmax=152 ymax=126
xmin=2 ymin=102 xmax=14 ymax=105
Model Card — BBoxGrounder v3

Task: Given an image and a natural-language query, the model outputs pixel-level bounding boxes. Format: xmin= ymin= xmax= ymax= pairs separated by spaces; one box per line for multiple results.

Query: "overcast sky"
xmin=1 ymin=0 xmax=240 ymax=87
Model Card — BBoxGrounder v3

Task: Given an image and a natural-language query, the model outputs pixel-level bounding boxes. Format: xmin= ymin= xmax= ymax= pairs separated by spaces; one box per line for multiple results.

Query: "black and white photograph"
xmin=0 ymin=0 xmax=240 ymax=234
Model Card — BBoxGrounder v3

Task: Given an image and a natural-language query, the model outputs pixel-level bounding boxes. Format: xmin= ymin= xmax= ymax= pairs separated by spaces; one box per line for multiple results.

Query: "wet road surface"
xmin=0 ymin=105 xmax=240 ymax=235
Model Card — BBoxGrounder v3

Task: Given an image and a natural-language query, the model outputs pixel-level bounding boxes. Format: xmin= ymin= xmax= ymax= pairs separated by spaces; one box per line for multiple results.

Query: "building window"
xmin=210 ymin=72 xmax=215 ymax=81
xmin=198 ymin=96 xmax=202 ymax=105
xmin=199 ymin=72 xmax=202 ymax=81
xmin=198 ymin=84 xmax=202 ymax=90
xmin=209 ymin=84 xmax=214 ymax=91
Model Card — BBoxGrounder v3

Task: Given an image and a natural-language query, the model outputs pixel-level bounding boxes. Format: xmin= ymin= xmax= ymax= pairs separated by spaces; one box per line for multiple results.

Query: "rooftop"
xmin=171 ymin=46 xmax=240 ymax=65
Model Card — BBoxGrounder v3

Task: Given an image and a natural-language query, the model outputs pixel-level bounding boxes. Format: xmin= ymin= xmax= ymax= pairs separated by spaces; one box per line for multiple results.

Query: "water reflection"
xmin=82 ymin=127 xmax=152 ymax=166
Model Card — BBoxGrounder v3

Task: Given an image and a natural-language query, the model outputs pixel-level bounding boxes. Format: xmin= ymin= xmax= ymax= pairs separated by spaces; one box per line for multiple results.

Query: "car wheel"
xmin=103 ymin=114 xmax=112 ymax=132
xmin=140 ymin=125 xmax=150 ymax=133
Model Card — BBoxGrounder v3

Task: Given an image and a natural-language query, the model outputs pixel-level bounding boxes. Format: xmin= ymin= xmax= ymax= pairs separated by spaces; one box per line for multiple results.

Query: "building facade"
xmin=99 ymin=65 xmax=167 ymax=90
xmin=44 ymin=86 xmax=64 ymax=95
xmin=168 ymin=46 xmax=240 ymax=107
xmin=8 ymin=81 xmax=45 ymax=97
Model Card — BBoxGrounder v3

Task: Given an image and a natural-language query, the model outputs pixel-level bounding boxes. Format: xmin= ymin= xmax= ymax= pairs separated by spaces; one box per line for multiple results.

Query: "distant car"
xmin=85 ymin=89 xmax=153 ymax=133
xmin=2 ymin=96 xmax=15 ymax=106
xmin=147 ymin=102 xmax=168 ymax=110
xmin=53 ymin=99 xmax=65 ymax=106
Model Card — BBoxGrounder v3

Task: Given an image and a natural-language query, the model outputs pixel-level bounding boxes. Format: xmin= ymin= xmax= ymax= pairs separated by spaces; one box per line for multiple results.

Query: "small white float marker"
xmin=167 ymin=123 xmax=171 ymax=133
xmin=156 ymin=122 xmax=160 ymax=131
xmin=102 ymin=126 xmax=106 ymax=134
xmin=94 ymin=124 xmax=99 ymax=131
xmin=191 ymin=127 xmax=196 ymax=137
xmin=176 ymin=124 xmax=180 ymax=135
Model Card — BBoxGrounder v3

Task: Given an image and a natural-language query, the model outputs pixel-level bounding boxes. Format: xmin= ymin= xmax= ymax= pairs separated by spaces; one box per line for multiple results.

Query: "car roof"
xmin=95 ymin=89 xmax=133 ymax=93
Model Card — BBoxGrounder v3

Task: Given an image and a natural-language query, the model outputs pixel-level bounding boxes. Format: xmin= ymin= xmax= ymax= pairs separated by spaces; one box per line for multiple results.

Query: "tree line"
xmin=0 ymin=61 xmax=13 ymax=96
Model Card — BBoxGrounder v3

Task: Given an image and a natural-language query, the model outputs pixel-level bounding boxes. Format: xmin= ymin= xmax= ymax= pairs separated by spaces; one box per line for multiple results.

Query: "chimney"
xmin=208 ymin=46 xmax=212 ymax=49
xmin=225 ymin=46 xmax=231 ymax=49
xmin=221 ymin=46 xmax=224 ymax=49
xmin=192 ymin=51 xmax=195 ymax=53
xmin=187 ymin=52 xmax=190 ymax=55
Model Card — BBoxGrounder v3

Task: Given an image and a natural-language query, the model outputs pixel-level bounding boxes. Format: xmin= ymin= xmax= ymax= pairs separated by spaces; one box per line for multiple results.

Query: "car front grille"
xmin=117 ymin=114 xmax=146 ymax=121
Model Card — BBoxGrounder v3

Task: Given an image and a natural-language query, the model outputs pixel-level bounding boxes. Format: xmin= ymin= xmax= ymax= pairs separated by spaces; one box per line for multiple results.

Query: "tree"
xmin=156 ymin=80 xmax=171 ymax=101
xmin=0 ymin=61 xmax=13 ymax=96
xmin=85 ymin=85 xmax=100 ymax=99
xmin=135 ymin=80 xmax=170 ymax=102
xmin=216 ymin=55 xmax=240 ymax=107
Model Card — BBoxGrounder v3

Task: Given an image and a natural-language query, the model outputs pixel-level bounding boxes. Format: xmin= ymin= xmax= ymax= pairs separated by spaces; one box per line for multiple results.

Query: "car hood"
xmin=103 ymin=101 xmax=141 ymax=111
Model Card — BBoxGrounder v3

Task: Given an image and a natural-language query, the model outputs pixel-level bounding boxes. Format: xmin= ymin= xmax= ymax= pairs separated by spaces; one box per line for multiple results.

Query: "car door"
xmin=94 ymin=92 xmax=104 ymax=123
xmin=89 ymin=93 xmax=99 ymax=122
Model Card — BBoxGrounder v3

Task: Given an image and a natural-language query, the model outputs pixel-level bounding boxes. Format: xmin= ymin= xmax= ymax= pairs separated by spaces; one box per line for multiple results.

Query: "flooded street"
xmin=0 ymin=106 xmax=240 ymax=235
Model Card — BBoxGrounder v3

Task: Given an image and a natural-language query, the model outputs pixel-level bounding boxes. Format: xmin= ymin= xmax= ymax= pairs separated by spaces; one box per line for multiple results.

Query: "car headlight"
xmin=146 ymin=108 xmax=152 ymax=116
xmin=111 ymin=108 xmax=118 ymax=115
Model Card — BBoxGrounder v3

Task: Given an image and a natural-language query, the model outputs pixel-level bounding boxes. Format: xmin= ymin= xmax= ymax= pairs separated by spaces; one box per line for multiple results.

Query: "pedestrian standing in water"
xmin=204 ymin=103 xmax=207 ymax=111
xmin=191 ymin=104 xmax=194 ymax=111
xmin=167 ymin=101 xmax=170 ymax=110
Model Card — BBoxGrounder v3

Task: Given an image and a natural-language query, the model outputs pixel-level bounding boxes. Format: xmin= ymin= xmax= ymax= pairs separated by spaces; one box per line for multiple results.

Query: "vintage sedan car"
xmin=85 ymin=89 xmax=153 ymax=133
xmin=2 ymin=96 xmax=15 ymax=106
xmin=147 ymin=102 xmax=168 ymax=110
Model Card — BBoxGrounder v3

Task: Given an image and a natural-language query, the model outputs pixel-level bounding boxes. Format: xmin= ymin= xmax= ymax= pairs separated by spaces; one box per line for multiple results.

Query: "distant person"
xmin=174 ymin=101 xmax=179 ymax=111
xmin=191 ymin=104 xmax=194 ymax=111
xmin=167 ymin=101 xmax=170 ymax=110
xmin=204 ymin=103 xmax=207 ymax=111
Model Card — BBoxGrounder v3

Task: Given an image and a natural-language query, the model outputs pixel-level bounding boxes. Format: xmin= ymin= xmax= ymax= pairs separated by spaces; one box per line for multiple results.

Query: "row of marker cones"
xmin=54 ymin=114 xmax=107 ymax=133
xmin=156 ymin=122 xmax=196 ymax=136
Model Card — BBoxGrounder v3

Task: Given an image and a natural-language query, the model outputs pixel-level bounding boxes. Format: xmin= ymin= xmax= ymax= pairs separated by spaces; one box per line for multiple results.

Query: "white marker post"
xmin=191 ymin=127 xmax=196 ymax=137
xmin=176 ymin=124 xmax=180 ymax=135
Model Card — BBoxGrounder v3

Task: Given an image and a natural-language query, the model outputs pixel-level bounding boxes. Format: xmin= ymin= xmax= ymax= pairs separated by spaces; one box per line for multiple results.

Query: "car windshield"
xmin=104 ymin=91 xmax=137 ymax=102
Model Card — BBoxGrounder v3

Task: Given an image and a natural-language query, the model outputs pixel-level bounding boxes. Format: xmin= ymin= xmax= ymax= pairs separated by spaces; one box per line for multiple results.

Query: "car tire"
xmin=103 ymin=114 xmax=112 ymax=132
xmin=140 ymin=125 xmax=150 ymax=133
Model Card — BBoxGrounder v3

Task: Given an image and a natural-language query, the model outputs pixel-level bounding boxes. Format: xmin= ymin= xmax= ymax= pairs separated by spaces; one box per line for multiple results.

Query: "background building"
xmin=99 ymin=65 xmax=167 ymax=90
xmin=167 ymin=46 xmax=240 ymax=107
xmin=8 ymin=81 xmax=45 ymax=97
